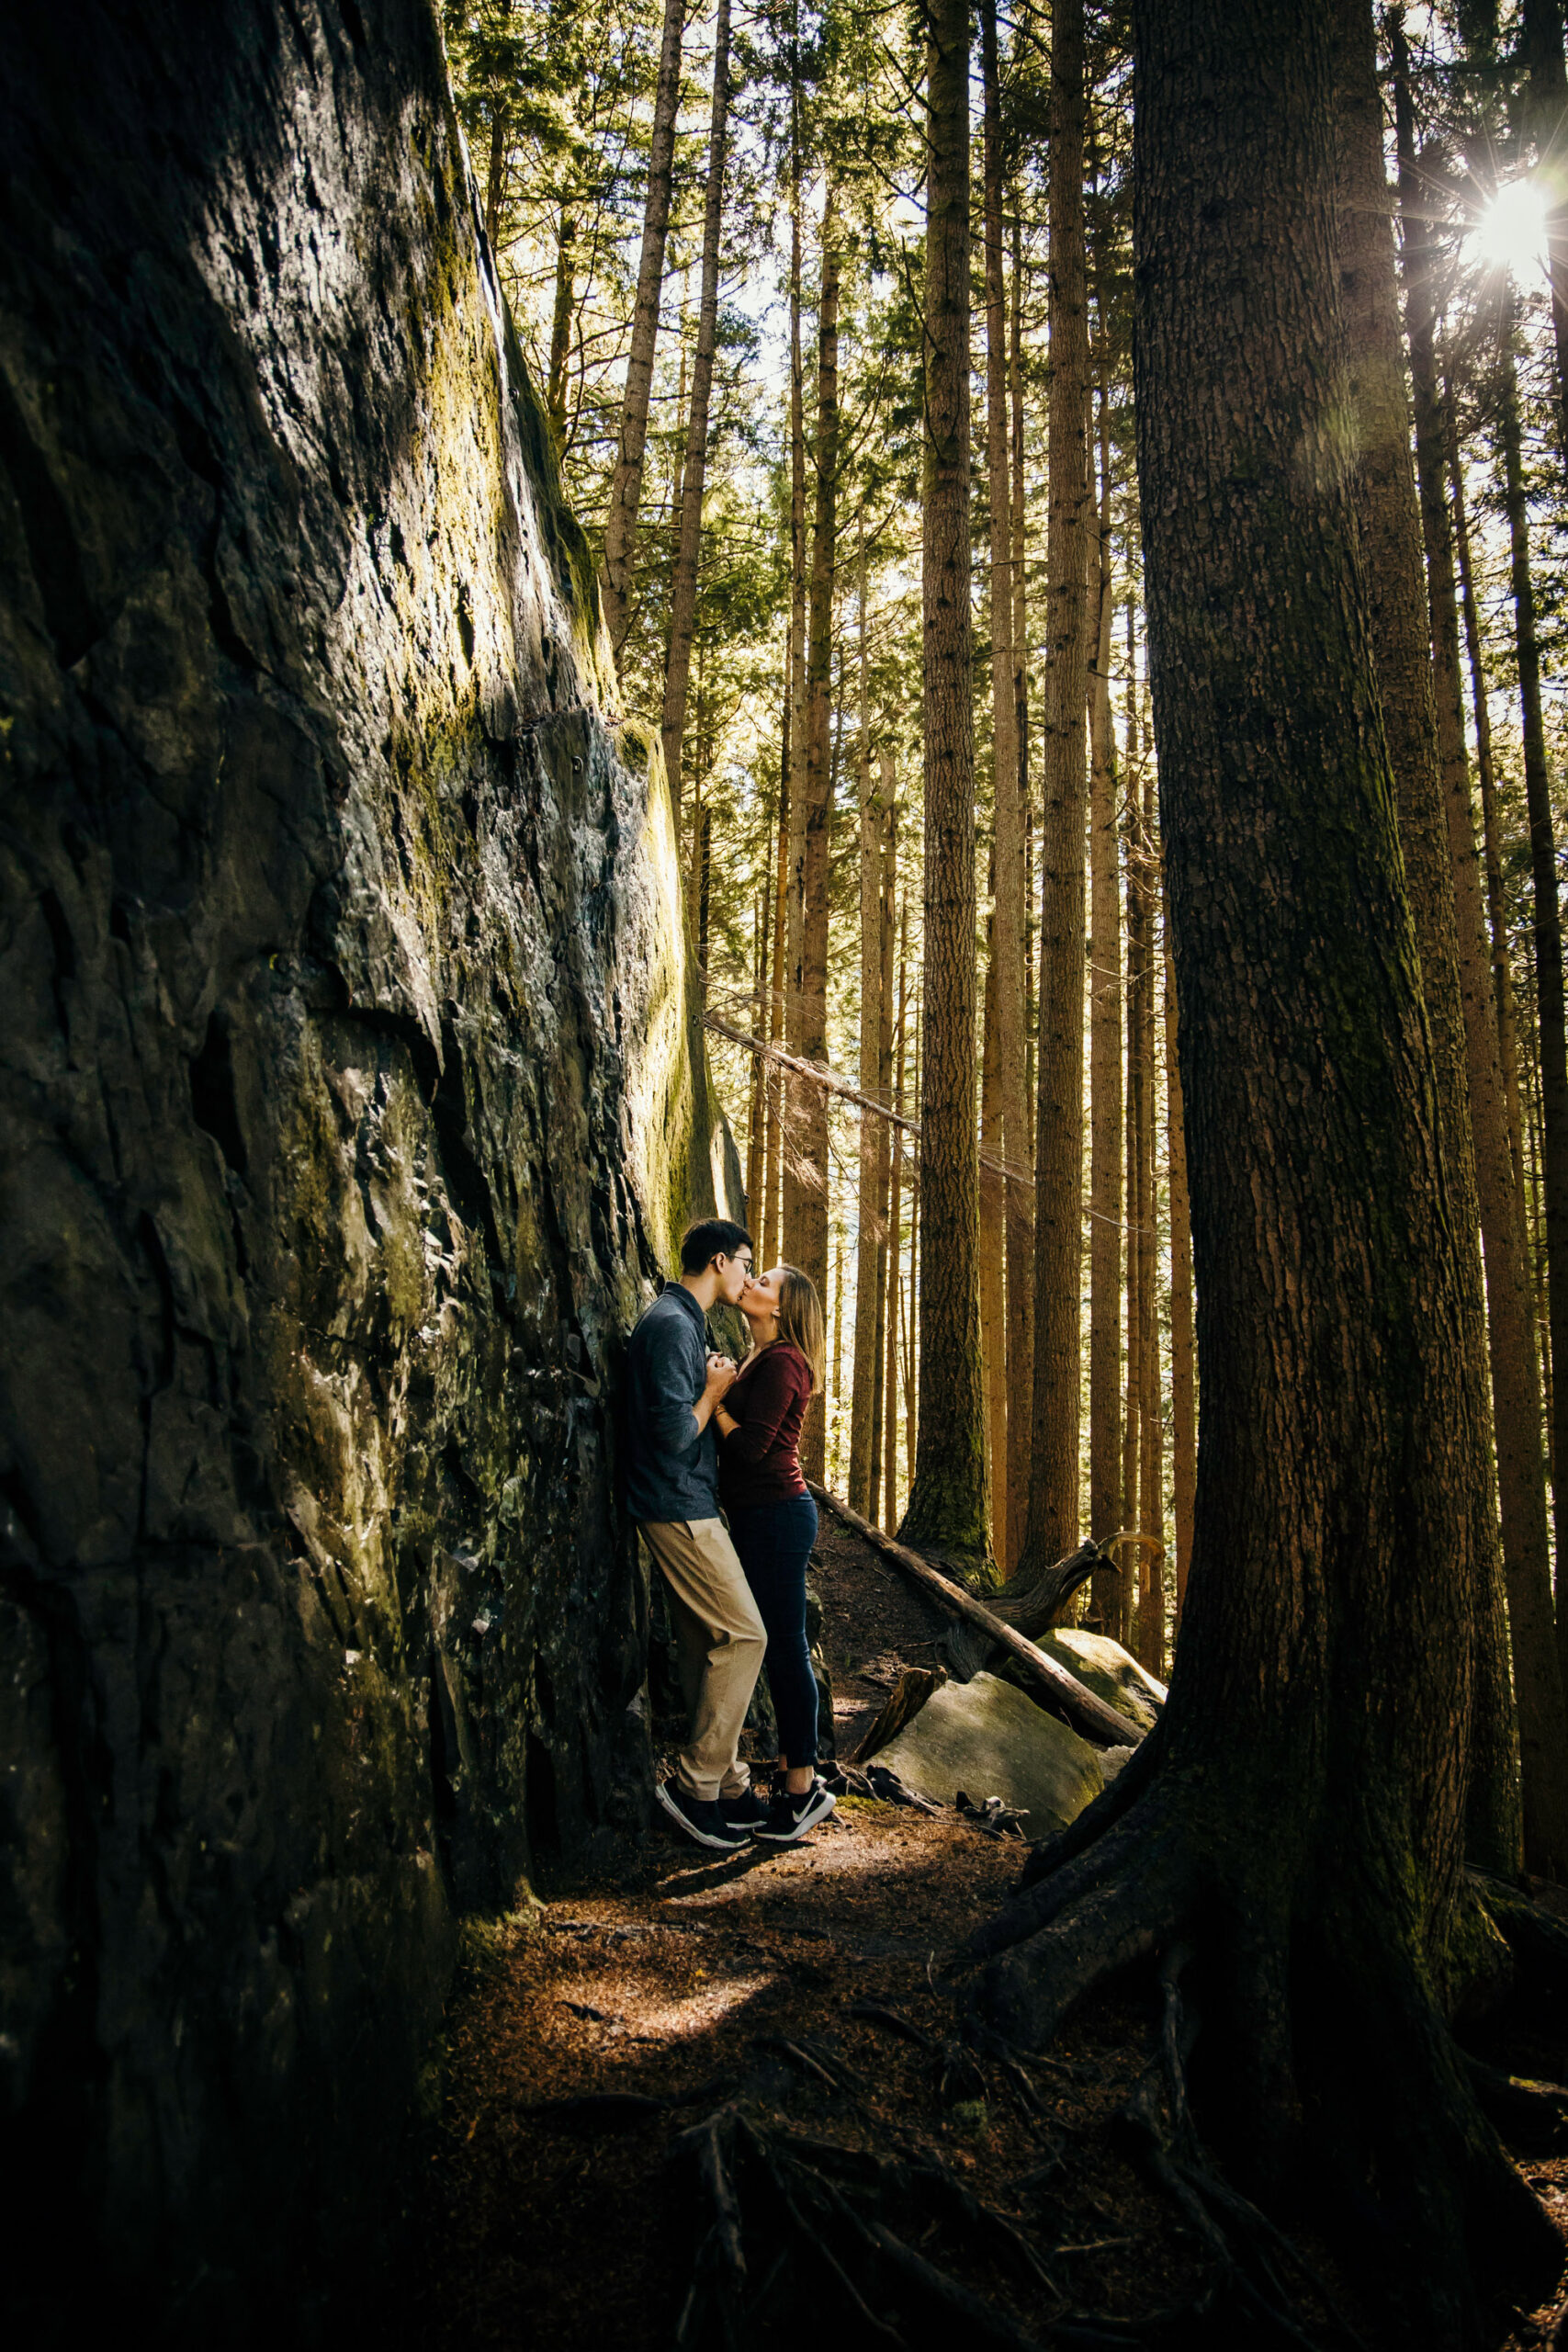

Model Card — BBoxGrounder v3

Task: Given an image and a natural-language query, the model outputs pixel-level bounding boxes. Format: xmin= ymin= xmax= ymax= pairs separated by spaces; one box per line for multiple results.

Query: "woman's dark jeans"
xmin=727 ymin=1493 xmax=819 ymax=1770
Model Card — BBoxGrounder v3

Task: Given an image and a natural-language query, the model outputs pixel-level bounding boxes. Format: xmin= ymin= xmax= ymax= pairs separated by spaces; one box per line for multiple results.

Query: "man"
xmin=626 ymin=1217 xmax=768 ymax=1852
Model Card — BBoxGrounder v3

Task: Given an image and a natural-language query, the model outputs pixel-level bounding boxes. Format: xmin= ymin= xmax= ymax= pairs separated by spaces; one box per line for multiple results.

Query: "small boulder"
xmin=1039 ymin=1628 xmax=1167 ymax=1736
xmin=870 ymin=1671 xmax=1108 ymax=1837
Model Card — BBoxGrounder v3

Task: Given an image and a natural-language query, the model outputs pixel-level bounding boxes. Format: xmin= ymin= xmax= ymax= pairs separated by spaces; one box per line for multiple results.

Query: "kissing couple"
xmin=625 ymin=1218 xmax=836 ymax=1853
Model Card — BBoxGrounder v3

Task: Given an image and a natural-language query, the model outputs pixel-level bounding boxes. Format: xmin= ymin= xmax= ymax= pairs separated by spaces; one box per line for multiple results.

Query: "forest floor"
xmin=411 ymin=1510 xmax=1568 ymax=2351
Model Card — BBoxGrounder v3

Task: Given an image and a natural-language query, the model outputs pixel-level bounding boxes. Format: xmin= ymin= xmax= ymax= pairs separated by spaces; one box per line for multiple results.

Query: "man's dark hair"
xmin=680 ymin=1217 xmax=752 ymax=1273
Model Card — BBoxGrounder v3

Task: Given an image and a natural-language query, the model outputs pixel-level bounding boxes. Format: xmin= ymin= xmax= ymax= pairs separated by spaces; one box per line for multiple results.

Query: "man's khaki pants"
xmin=639 ymin=1517 xmax=767 ymax=1802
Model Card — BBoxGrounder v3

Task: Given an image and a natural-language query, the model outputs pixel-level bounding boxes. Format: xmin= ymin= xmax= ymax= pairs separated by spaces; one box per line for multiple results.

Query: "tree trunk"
xmin=1522 ymin=0 xmax=1568 ymax=462
xmin=790 ymin=186 xmax=840 ymax=1478
xmin=1337 ymin=0 xmax=1529 ymax=1877
xmin=885 ymin=882 xmax=908 ymax=1531
xmin=1088 ymin=422 xmax=1122 ymax=1634
xmin=762 ymin=678 xmax=790 ymax=1272
xmin=1392 ymin=28 xmax=1565 ymax=1875
xmin=899 ymin=0 xmax=989 ymax=1572
xmin=601 ymin=0 xmax=684 ymax=656
xmin=975 ymin=5 xmax=1562 ymax=2329
xmin=1122 ymin=758 xmax=1145 ymax=1652
xmin=850 ymin=527 xmax=884 ymax=1518
xmin=660 ymin=0 xmax=730 ymax=816
xmin=746 ymin=873 xmax=767 ymax=1224
xmin=871 ymin=786 xmax=897 ymax=1522
xmin=983 ymin=0 xmax=1030 ymax=1576
xmin=1450 ymin=389 xmax=1529 ymax=1204
xmin=1165 ymin=929 xmax=1196 ymax=1629
xmin=1026 ymin=0 xmax=1090 ymax=1571
xmin=1136 ymin=752 xmax=1163 ymax=1675
xmin=1498 ymin=308 xmax=1568 ymax=1702
xmin=484 ymin=94 xmax=509 ymax=254
xmin=546 ymin=208 xmax=574 ymax=456
xmin=980 ymin=918 xmax=1008 ymax=1557
xmin=781 ymin=170 xmax=809 ymax=1252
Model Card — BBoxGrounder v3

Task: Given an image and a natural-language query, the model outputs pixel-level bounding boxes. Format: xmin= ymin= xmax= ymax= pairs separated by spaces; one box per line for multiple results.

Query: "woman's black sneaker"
xmin=655 ymin=1778 xmax=751 ymax=1851
xmin=718 ymin=1788 xmax=771 ymax=1830
xmin=754 ymin=1779 xmax=836 ymax=1844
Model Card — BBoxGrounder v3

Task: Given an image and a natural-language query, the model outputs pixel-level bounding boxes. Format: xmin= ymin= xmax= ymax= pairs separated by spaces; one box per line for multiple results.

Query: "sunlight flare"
xmin=1470 ymin=176 xmax=1551 ymax=284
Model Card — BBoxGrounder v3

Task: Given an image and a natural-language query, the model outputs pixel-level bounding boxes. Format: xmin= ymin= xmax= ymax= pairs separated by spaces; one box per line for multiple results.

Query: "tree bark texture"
xmin=1135 ymin=753 xmax=1163 ymax=1676
xmin=1337 ymin=0 xmax=1529 ymax=1878
xmin=762 ymin=710 xmax=790 ymax=1270
xmin=981 ymin=920 xmax=1008 ymax=1560
xmin=850 ymin=537 xmax=885 ymax=1518
xmin=601 ymin=0 xmax=684 ymax=656
xmin=900 ymin=0 xmax=989 ymax=1570
xmin=660 ymin=0 xmax=730 ymax=816
xmin=974 ymin=6 xmax=1563 ymax=2334
xmin=781 ymin=179 xmax=809 ymax=1252
xmin=886 ymin=891 xmax=908 ymax=1532
xmin=1165 ymin=933 xmax=1196 ymax=1627
xmin=1522 ymin=0 xmax=1568 ymax=462
xmin=1499 ymin=312 xmax=1568 ymax=1701
xmin=1026 ymin=0 xmax=1090 ymax=1570
xmin=1088 ymin=473 xmax=1123 ymax=1629
xmin=983 ymin=0 xmax=1031 ymax=1575
xmin=1449 ymin=397 xmax=1529 ymax=1207
xmin=790 ymin=184 xmax=840 ymax=1477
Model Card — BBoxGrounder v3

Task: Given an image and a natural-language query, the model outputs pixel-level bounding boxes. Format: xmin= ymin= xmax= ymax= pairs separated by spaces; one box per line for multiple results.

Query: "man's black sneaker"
xmin=718 ymin=1788 xmax=771 ymax=1829
xmin=655 ymin=1778 xmax=751 ymax=1851
xmin=754 ymin=1779 xmax=837 ymax=1844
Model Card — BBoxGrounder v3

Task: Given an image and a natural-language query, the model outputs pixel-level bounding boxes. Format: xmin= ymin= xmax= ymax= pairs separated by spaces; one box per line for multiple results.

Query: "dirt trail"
xmin=412 ymin=1514 xmax=1565 ymax=2350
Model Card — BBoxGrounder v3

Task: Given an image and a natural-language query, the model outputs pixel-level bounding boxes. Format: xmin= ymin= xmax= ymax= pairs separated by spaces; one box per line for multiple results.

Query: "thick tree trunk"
xmin=1499 ymin=312 xmax=1568 ymax=1699
xmin=973 ymin=5 xmax=1562 ymax=2331
xmin=1088 ymin=442 xmax=1122 ymax=1631
xmin=850 ymin=531 xmax=884 ymax=1518
xmin=660 ymin=0 xmax=730 ymax=815
xmin=791 ymin=187 xmax=840 ymax=1477
xmin=1337 ymin=0 xmax=1530 ymax=1877
xmin=899 ymin=0 xmax=989 ymax=1571
xmin=1026 ymin=0 xmax=1090 ymax=1570
xmin=983 ymin=0 xmax=1029 ymax=1576
xmin=601 ymin=0 xmax=683 ymax=656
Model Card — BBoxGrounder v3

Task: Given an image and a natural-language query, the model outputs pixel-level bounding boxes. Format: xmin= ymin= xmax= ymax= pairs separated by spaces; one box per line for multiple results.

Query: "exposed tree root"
xmin=955 ymin=1802 xmax=1567 ymax=2346
xmin=1464 ymin=2057 xmax=1568 ymax=2154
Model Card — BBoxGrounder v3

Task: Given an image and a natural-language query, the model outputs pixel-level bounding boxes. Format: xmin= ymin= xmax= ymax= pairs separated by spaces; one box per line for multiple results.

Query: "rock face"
xmin=0 ymin=1 xmax=738 ymax=2333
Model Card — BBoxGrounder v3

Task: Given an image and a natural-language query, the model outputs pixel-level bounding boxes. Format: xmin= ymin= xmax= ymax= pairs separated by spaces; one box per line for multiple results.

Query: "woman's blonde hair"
xmin=775 ymin=1263 xmax=826 ymax=1394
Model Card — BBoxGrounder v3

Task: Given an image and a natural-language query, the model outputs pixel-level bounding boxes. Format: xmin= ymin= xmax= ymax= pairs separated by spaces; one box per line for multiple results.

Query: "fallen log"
xmin=807 ymin=1484 xmax=1140 ymax=1750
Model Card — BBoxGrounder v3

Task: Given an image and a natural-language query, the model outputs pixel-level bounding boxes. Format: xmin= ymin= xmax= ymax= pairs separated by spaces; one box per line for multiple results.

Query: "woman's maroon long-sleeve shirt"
xmin=716 ymin=1340 xmax=812 ymax=1510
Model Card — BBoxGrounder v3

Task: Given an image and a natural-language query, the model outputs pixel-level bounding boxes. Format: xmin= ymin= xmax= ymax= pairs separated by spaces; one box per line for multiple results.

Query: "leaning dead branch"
xmin=809 ymin=1483 xmax=1140 ymax=1747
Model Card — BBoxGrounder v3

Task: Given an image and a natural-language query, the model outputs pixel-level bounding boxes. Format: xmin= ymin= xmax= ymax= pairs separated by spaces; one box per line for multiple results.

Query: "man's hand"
xmin=692 ymin=1350 xmax=736 ymax=1437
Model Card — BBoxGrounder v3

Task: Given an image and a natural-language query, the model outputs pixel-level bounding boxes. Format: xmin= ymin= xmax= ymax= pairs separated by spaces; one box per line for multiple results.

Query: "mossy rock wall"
xmin=0 ymin=0 xmax=739 ymax=2334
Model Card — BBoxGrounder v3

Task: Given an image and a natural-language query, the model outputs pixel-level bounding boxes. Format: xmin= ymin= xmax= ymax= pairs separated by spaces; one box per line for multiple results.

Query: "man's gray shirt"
xmin=625 ymin=1284 xmax=718 ymax=1522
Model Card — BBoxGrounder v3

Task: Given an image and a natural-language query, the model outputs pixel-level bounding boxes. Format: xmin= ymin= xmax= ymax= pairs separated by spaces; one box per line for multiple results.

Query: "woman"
xmin=713 ymin=1262 xmax=836 ymax=1844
